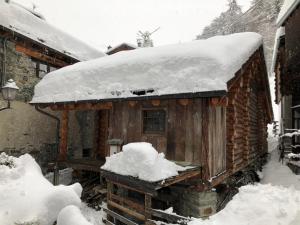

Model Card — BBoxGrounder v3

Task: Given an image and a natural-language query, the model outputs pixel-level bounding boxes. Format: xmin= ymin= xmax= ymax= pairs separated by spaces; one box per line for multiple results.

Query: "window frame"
xmin=141 ymin=108 xmax=167 ymax=135
xmin=31 ymin=58 xmax=58 ymax=78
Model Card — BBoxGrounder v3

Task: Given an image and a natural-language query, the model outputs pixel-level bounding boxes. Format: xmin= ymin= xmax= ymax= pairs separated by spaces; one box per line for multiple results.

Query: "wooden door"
xmin=96 ymin=110 xmax=110 ymax=159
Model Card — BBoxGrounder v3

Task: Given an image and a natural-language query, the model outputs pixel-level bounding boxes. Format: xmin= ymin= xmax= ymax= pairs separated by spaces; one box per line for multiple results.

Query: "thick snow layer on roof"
xmin=32 ymin=32 xmax=263 ymax=104
xmin=0 ymin=1 xmax=105 ymax=61
xmin=277 ymin=0 xmax=300 ymax=26
xmin=106 ymin=42 xmax=137 ymax=54
xmin=270 ymin=27 xmax=285 ymax=74
xmin=101 ymin=142 xmax=187 ymax=182
xmin=0 ymin=153 xmax=82 ymax=225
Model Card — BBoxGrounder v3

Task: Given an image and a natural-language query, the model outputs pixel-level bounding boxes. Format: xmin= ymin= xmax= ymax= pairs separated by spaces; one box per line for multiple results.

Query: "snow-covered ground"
xmin=188 ymin=137 xmax=300 ymax=225
xmin=1 ymin=138 xmax=300 ymax=225
xmin=0 ymin=153 xmax=104 ymax=225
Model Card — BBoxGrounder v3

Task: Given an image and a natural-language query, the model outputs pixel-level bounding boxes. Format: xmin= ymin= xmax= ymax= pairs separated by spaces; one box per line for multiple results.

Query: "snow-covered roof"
xmin=106 ymin=42 xmax=137 ymax=54
xmin=270 ymin=27 xmax=285 ymax=74
xmin=277 ymin=0 xmax=300 ymax=26
xmin=0 ymin=1 xmax=105 ymax=61
xmin=31 ymin=32 xmax=263 ymax=104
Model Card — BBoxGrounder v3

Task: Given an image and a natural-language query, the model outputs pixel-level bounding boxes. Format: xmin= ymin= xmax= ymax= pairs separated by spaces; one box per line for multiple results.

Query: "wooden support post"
xmin=59 ymin=110 xmax=69 ymax=161
xmin=145 ymin=194 xmax=152 ymax=221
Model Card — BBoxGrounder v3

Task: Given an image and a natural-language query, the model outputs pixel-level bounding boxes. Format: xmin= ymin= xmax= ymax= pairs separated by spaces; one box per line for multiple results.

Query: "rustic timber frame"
xmin=101 ymin=168 xmax=200 ymax=224
xmin=31 ymin=46 xmax=273 ymax=188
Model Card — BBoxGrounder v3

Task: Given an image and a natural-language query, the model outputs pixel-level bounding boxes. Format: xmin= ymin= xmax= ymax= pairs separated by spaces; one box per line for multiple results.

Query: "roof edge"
xmin=30 ymin=90 xmax=227 ymax=106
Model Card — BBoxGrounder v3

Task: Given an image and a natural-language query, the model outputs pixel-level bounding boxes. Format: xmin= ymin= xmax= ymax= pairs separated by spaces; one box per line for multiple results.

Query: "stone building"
xmin=0 ymin=0 xmax=104 ymax=166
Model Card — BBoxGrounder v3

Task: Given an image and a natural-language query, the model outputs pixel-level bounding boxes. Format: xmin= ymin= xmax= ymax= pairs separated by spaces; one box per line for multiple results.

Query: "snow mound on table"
xmin=101 ymin=142 xmax=186 ymax=182
xmin=0 ymin=153 xmax=82 ymax=225
xmin=188 ymin=184 xmax=300 ymax=225
xmin=57 ymin=205 xmax=93 ymax=225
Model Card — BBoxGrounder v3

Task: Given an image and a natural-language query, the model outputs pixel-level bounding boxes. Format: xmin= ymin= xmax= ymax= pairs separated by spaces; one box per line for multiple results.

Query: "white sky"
xmin=14 ymin=0 xmax=252 ymax=52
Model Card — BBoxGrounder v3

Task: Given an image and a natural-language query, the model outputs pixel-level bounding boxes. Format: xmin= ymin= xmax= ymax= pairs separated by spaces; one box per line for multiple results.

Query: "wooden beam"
xmin=59 ymin=110 xmax=69 ymax=161
xmin=50 ymin=102 xmax=113 ymax=111
xmin=103 ymin=207 xmax=139 ymax=225
xmin=108 ymin=200 xmax=146 ymax=221
xmin=145 ymin=194 xmax=152 ymax=221
xmin=159 ymin=169 xmax=201 ymax=188
xmin=150 ymin=209 xmax=191 ymax=225
xmin=15 ymin=44 xmax=68 ymax=67
xmin=110 ymin=193 xmax=145 ymax=212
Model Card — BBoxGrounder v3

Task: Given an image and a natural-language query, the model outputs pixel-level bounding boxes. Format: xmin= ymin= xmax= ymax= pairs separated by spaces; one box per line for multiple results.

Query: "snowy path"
xmin=188 ymin=138 xmax=300 ymax=225
xmin=261 ymin=146 xmax=300 ymax=189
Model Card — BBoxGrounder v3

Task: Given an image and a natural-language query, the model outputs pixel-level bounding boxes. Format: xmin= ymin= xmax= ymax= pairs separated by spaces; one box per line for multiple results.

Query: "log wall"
xmin=226 ymin=49 xmax=270 ymax=173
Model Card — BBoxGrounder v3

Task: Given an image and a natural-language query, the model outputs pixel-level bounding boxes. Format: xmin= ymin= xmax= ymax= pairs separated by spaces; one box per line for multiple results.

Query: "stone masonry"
xmin=0 ymin=39 xmax=58 ymax=167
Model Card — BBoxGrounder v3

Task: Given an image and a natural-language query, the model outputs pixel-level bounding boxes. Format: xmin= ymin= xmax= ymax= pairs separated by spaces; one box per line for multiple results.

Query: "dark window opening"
xmin=131 ymin=88 xmax=154 ymax=96
xmin=143 ymin=110 xmax=166 ymax=134
xmin=82 ymin=148 xmax=91 ymax=158
xmin=31 ymin=59 xmax=58 ymax=78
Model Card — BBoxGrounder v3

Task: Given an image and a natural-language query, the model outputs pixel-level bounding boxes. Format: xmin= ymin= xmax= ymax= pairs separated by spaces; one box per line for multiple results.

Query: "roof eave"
xmin=30 ymin=90 xmax=228 ymax=107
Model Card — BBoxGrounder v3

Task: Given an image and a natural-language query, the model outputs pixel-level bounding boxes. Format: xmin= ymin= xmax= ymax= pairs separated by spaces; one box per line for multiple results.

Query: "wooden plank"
xmin=159 ymin=169 xmax=201 ymax=188
xmin=201 ymin=99 xmax=210 ymax=180
xmin=110 ymin=193 xmax=145 ymax=212
xmin=166 ymin=100 xmax=176 ymax=160
xmin=145 ymin=194 xmax=152 ymax=221
xmin=108 ymin=200 xmax=146 ymax=221
xmin=15 ymin=44 xmax=69 ymax=67
xmin=103 ymin=219 xmax=115 ymax=225
xmin=150 ymin=209 xmax=191 ymax=225
xmin=59 ymin=110 xmax=69 ymax=161
xmin=185 ymin=100 xmax=194 ymax=162
xmin=193 ymin=99 xmax=202 ymax=164
xmin=175 ymin=100 xmax=186 ymax=161
xmin=103 ymin=207 xmax=139 ymax=225
xmin=50 ymin=102 xmax=113 ymax=111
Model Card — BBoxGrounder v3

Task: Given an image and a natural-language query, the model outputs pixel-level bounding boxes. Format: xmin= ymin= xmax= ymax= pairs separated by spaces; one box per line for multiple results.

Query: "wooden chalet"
xmin=31 ymin=32 xmax=273 ymax=220
xmin=273 ymin=0 xmax=300 ymax=139
xmin=106 ymin=43 xmax=137 ymax=55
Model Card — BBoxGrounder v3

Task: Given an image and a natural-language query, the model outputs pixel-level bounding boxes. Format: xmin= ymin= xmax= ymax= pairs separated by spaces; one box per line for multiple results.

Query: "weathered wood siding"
xmin=226 ymin=49 xmax=270 ymax=173
xmin=108 ymin=98 xmax=226 ymax=178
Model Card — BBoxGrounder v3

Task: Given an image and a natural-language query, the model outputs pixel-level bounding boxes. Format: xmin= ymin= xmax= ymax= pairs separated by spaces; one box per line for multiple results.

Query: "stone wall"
xmin=0 ymin=40 xmax=59 ymax=167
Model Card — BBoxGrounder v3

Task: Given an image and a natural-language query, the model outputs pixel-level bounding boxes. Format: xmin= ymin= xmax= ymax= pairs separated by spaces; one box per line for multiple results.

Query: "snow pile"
xmin=0 ymin=153 xmax=82 ymax=225
xmin=281 ymin=130 xmax=300 ymax=137
xmin=101 ymin=142 xmax=186 ymax=182
xmin=57 ymin=205 xmax=93 ymax=225
xmin=188 ymin=184 xmax=300 ymax=225
xmin=277 ymin=0 xmax=300 ymax=26
xmin=31 ymin=32 xmax=263 ymax=104
xmin=45 ymin=168 xmax=73 ymax=185
xmin=287 ymin=153 xmax=300 ymax=160
xmin=0 ymin=1 xmax=105 ymax=61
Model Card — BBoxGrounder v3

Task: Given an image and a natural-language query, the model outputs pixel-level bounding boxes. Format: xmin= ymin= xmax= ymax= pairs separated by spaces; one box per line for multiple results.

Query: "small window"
xmin=143 ymin=109 xmax=166 ymax=134
xmin=31 ymin=59 xmax=58 ymax=78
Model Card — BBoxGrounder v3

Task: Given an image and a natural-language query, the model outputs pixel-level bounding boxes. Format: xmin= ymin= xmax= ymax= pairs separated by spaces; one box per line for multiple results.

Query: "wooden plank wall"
xmin=109 ymin=98 xmax=226 ymax=178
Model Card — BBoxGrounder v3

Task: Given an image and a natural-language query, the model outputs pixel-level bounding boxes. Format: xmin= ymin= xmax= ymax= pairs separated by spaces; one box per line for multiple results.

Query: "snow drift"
xmin=188 ymin=184 xmax=300 ymax=225
xmin=0 ymin=153 xmax=82 ymax=225
xmin=57 ymin=205 xmax=93 ymax=225
xmin=101 ymin=142 xmax=186 ymax=182
xmin=31 ymin=32 xmax=263 ymax=104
